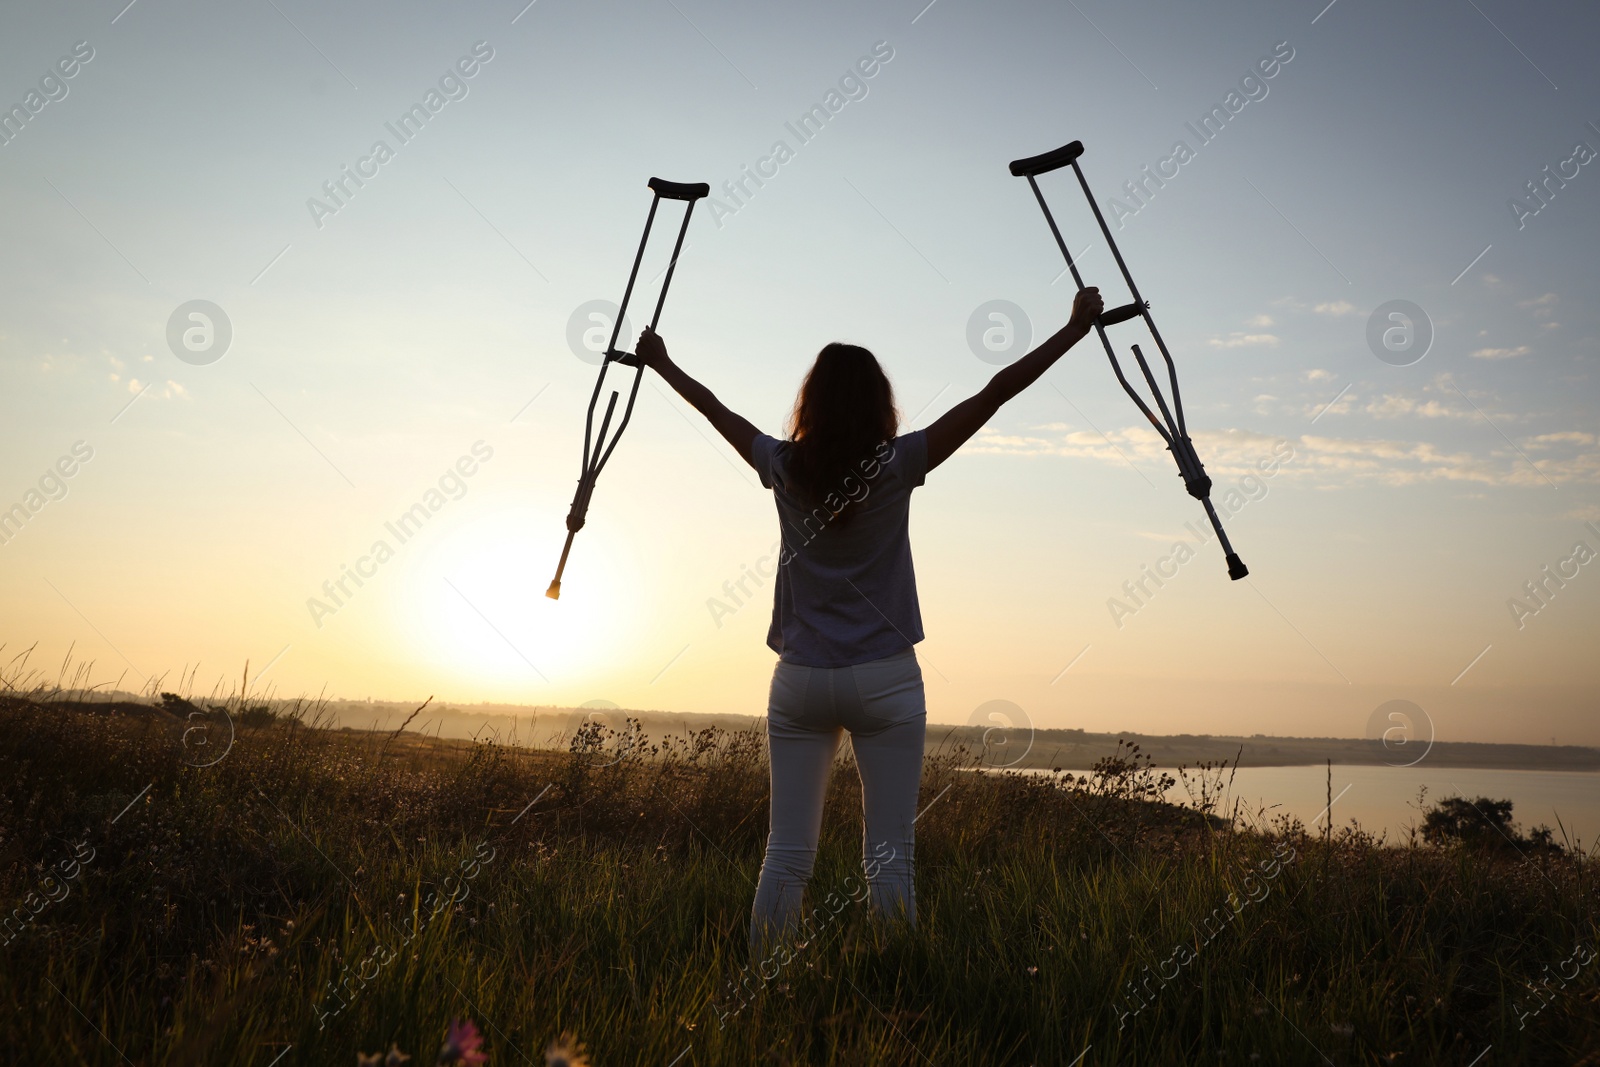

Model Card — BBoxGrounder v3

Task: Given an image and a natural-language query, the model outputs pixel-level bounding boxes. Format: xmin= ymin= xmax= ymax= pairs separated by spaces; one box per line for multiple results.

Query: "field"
xmin=1 ymin=688 xmax=1596 ymax=1066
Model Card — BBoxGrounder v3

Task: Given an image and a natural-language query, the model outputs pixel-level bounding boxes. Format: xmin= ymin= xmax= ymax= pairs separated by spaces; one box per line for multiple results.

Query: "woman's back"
xmin=752 ymin=428 xmax=929 ymax=669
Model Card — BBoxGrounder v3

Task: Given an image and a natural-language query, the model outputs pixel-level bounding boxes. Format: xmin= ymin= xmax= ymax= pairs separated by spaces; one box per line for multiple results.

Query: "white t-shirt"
xmin=749 ymin=430 xmax=928 ymax=667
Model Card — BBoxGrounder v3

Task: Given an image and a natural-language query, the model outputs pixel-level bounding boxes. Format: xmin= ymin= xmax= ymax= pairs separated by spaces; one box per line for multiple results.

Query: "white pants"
xmin=750 ymin=647 xmax=926 ymax=949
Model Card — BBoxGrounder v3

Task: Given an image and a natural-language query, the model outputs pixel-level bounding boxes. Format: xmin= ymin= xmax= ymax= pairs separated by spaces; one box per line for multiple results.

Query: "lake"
xmin=1012 ymin=764 xmax=1600 ymax=848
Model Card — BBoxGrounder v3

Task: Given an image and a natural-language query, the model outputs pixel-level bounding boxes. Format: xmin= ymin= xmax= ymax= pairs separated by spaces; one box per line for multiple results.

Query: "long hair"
xmin=785 ymin=343 xmax=899 ymax=524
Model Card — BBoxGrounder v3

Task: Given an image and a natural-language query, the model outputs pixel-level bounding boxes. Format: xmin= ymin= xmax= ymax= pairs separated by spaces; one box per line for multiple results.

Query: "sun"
xmin=398 ymin=500 xmax=643 ymax=696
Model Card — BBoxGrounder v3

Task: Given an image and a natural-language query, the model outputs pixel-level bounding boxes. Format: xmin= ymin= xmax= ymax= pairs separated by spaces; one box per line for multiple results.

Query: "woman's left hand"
xmin=634 ymin=327 xmax=669 ymax=369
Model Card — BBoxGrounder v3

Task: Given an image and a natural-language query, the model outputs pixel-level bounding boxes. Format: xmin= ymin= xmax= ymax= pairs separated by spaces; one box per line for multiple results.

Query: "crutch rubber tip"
xmin=545 ymin=580 xmax=562 ymax=600
xmin=1226 ymin=553 xmax=1249 ymax=581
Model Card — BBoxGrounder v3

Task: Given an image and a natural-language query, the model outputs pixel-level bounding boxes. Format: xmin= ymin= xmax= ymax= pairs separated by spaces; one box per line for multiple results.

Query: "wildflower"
xmin=361 ymin=1043 xmax=412 ymax=1067
xmin=544 ymin=1031 xmax=589 ymax=1067
xmin=438 ymin=1018 xmax=487 ymax=1066
xmin=357 ymin=1045 xmax=409 ymax=1067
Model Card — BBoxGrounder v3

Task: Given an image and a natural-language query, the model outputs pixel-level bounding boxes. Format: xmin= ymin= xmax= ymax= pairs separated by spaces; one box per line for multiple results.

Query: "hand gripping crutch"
xmin=1009 ymin=140 xmax=1249 ymax=580
xmin=546 ymin=176 xmax=711 ymax=600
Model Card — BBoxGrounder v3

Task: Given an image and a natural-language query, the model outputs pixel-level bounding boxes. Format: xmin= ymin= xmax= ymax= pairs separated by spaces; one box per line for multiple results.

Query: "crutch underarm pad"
xmin=648 ymin=177 xmax=711 ymax=201
xmin=1009 ymin=141 xmax=1084 ymax=177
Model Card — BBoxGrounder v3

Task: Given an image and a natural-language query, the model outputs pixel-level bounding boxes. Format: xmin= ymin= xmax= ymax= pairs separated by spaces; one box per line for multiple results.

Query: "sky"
xmin=1 ymin=0 xmax=1597 ymax=746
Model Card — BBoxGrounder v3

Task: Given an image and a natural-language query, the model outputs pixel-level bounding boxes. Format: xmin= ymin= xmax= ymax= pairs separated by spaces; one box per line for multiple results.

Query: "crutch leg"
xmin=546 ymin=529 xmax=578 ymax=600
xmin=1201 ymin=498 xmax=1249 ymax=580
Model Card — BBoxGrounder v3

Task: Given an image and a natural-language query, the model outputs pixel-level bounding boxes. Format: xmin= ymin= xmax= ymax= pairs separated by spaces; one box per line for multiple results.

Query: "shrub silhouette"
xmin=1421 ymin=796 xmax=1557 ymax=852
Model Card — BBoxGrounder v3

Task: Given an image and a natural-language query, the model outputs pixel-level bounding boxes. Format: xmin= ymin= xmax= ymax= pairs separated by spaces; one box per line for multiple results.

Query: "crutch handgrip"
xmin=648 ymin=177 xmax=711 ymax=201
xmin=1098 ymin=301 xmax=1147 ymax=328
xmin=1009 ymin=141 xmax=1084 ymax=177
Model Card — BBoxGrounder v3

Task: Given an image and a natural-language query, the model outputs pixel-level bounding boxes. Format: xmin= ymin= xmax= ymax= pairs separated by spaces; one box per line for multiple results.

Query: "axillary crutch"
xmin=546 ymin=176 xmax=710 ymax=600
xmin=1009 ymin=140 xmax=1249 ymax=580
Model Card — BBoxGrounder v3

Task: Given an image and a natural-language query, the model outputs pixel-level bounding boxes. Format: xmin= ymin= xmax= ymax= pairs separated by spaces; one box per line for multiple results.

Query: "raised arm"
xmin=633 ymin=327 xmax=762 ymax=469
xmin=925 ymin=287 xmax=1104 ymax=472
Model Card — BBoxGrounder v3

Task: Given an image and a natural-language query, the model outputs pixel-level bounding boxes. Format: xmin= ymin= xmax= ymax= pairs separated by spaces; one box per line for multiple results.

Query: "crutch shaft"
xmin=609 ymin=195 xmax=661 ymax=354
xmin=1105 ymin=348 xmax=1173 ymax=444
xmin=1024 ymin=173 xmax=1166 ymax=430
xmin=649 ymin=199 xmax=698 ymax=329
xmin=1130 ymin=345 xmax=1182 ymax=445
xmin=1068 ymin=159 xmax=1191 ymax=416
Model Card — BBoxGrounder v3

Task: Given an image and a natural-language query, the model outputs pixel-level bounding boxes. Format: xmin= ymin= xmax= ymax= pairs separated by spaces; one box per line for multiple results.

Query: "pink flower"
xmin=438 ymin=1018 xmax=487 ymax=1066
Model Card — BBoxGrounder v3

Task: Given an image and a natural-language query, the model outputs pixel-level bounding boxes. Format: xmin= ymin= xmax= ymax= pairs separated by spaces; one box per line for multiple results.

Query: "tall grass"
xmin=0 ymin=669 xmax=1595 ymax=1065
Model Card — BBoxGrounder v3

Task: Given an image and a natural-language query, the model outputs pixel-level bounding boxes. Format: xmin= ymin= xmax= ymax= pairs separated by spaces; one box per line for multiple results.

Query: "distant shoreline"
xmin=298 ymin=699 xmax=1600 ymax=773
xmin=49 ymin=694 xmax=1600 ymax=772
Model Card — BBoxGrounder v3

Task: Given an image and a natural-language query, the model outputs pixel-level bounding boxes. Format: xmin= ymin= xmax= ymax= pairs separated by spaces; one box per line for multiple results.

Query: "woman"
xmin=632 ymin=285 xmax=1104 ymax=948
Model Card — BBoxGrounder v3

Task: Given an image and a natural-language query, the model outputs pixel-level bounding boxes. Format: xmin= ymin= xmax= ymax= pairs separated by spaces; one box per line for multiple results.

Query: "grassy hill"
xmin=0 ymin=691 xmax=1595 ymax=1064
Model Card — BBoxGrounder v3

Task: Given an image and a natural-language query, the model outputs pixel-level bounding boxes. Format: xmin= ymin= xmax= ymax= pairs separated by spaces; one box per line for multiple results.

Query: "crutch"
xmin=546 ymin=176 xmax=710 ymax=600
xmin=1009 ymin=140 xmax=1249 ymax=580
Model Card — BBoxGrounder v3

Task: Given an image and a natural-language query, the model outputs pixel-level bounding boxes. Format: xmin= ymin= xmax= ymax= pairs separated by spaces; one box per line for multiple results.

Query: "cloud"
xmin=1363 ymin=395 xmax=1466 ymax=419
xmin=970 ymin=424 xmax=1287 ymax=473
xmin=1524 ymin=431 xmax=1597 ymax=450
xmin=127 ymin=378 xmax=189 ymax=400
xmin=1292 ymin=434 xmax=1589 ymax=488
xmin=1305 ymin=387 xmax=1356 ymax=420
xmin=1313 ymin=301 xmax=1358 ymax=317
xmin=1470 ymin=345 xmax=1532 ymax=360
xmin=970 ymin=415 xmax=1600 ymax=489
xmin=1209 ymin=332 xmax=1279 ymax=348
xmin=1246 ymin=314 xmax=1275 ymax=328
xmin=1304 ymin=369 xmax=1335 ymax=382
xmin=1518 ymin=293 xmax=1558 ymax=315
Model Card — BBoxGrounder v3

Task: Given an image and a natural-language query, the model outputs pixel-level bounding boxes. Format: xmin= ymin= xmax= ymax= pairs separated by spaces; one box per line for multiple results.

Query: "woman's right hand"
xmin=1067 ymin=286 xmax=1104 ymax=335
